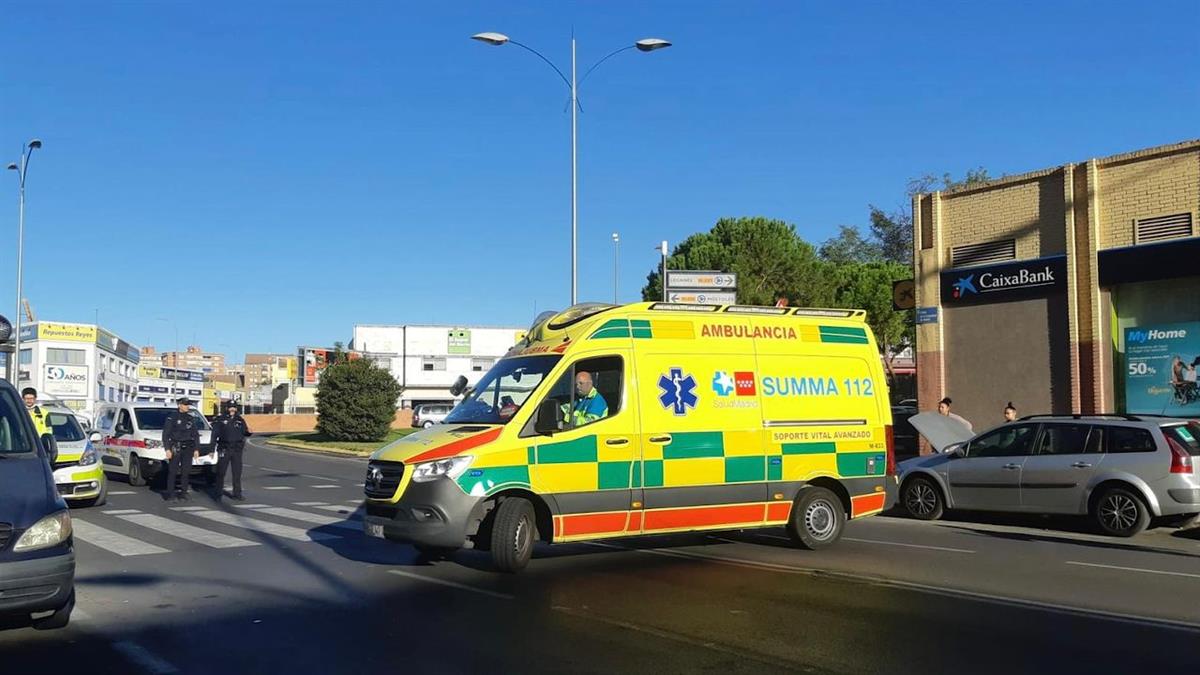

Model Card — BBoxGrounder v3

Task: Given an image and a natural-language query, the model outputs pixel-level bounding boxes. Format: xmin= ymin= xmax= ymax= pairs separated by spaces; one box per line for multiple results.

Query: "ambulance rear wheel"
xmin=787 ymin=486 xmax=845 ymax=550
xmin=490 ymin=497 xmax=536 ymax=573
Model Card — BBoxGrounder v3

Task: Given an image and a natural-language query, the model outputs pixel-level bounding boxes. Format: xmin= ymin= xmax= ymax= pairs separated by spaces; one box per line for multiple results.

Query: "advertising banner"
xmin=43 ymin=364 xmax=89 ymax=397
xmin=1124 ymin=322 xmax=1200 ymax=416
xmin=941 ymin=255 xmax=1067 ymax=306
xmin=37 ymin=322 xmax=98 ymax=343
xmin=448 ymin=330 xmax=472 ymax=355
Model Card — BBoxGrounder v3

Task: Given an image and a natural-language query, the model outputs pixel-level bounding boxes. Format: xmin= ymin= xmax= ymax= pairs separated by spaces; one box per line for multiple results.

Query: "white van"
xmin=93 ymin=403 xmax=217 ymax=488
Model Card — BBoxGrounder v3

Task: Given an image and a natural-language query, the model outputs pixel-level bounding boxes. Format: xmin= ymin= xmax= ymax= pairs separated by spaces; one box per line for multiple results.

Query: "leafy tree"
xmin=829 ymin=261 xmax=915 ymax=376
xmin=819 ymin=225 xmax=879 ymax=264
xmin=642 ymin=217 xmax=833 ymax=307
xmin=867 ymin=206 xmax=912 ymax=266
xmin=315 ymin=357 xmax=401 ymax=442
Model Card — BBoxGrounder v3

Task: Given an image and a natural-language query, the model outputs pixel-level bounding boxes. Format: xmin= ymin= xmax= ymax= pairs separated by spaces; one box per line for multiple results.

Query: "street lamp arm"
xmin=578 ymin=45 xmax=635 ymax=87
xmin=506 ymin=39 xmax=572 ymax=92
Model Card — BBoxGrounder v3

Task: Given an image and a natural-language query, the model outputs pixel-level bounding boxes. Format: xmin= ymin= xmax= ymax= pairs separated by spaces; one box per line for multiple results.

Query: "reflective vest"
xmin=27 ymin=405 xmax=50 ymax=437
xmin=562 ymin=389 xmax=609 ymax=427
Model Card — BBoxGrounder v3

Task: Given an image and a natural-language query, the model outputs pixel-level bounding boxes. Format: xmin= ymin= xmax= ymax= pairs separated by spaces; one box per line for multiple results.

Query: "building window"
xmin=19 ymin=349 xmax=32 ymax=365
xmin=46 ymin=348 xmax=86 ymax=365
xmin=421 ymin=357 xmax=446 ymax=372
xmin=471 ymin=358 xmax=495 ymax=372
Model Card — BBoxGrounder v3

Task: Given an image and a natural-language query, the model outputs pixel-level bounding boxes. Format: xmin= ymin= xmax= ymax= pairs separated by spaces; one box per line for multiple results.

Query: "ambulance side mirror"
xmin=89 ymin=431 xmax=102 ymax=444
xmin=449 ymin=375 xmax=469 ymax=397
xmin=534 ymin=399 xmax=561 ymax=436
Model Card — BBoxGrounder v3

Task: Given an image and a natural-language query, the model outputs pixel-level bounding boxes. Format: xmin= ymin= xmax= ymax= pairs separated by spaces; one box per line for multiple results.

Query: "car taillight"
xmin=1167 ymin=436 xmax=1194 ymax=474
xmin=885 ymin=424 xmax=896 ymax=476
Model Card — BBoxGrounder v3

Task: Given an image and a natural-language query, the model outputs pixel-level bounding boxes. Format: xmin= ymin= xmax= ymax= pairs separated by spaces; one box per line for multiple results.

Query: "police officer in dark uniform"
xmin=162 ymin=397 xmax=201 ymax=501
xmin=212 ymin=400 xmax=251 ymax=501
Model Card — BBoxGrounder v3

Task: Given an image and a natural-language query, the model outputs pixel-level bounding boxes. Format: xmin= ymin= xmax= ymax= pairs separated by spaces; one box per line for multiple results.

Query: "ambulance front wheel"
xmin=489 ymin=496 xmax=536 ymax=573
xmin=788 ymin=486 xmax=845 ymax=550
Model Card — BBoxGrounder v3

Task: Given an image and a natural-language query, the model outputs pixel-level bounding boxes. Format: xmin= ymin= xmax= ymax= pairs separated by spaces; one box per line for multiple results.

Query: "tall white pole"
xmin=661 ymin=240 xmax=669 ymax=302
xmin=570 ymin=37 xmax=578 ymax=306
xmin=613 ymin=234 xmax=620 ymax=304
xmin=13 ymin=164 xmax=25 ymax=385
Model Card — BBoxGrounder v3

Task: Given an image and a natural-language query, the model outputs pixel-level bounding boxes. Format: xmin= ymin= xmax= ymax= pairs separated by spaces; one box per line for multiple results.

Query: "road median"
xmin=265 ymin=429 xmax=416 ymax=458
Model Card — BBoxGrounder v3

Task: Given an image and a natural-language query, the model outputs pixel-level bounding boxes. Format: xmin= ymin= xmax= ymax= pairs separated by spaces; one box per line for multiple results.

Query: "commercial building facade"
xmin=160 ymin=346 xmax=227 ymax=375
xmin=351 ymin=324 xmax=524 ymax=408
xmin=15 ymin=321 xmax=141 ymax=414
xmin=135 ymin=366 xmax=205 ymax=406
xmin=914 ymin=139 xmax=1200 ymax=426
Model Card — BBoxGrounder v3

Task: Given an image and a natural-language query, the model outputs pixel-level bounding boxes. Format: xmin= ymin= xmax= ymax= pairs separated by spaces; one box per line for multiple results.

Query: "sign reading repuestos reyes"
xmin=1124 ymin=322 xmax=1200 ymax=416
xmin=940 ymin=255 xmax=1067 ymax=305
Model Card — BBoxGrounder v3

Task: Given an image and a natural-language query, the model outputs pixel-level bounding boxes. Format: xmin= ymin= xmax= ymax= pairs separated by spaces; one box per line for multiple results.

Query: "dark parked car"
xmin=891 ymin=405 xmax=920 ymax=461
xmin=0 ymin=378 xmax=75 ymax=630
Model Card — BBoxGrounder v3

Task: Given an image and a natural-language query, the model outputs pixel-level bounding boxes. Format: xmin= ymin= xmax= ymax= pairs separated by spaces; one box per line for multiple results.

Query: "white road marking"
xmin=310 ymin=485 xmax=340 ymax=489
xmin=227 ymin=503 xmax=270 ymax=509
xmin=294 ymin=501 xmax=327 ymax=506
xmin=844 ymin=537 xmax=976 ymax=554
xmin=231 ymin=505 xmax=361 ymax=530
xmin=72 ymin=520 xmax=170 ymax=557
xmin=112 ymin=640 xmax=180 ymax=675
xmin=118 ymin=513 xmax=259 ymax=549
xmin=177 ymin=508 xmax=340 ymax=542
xmin=263 ymin=486 xmax=295 ymax=491
xmin=1066 ymin=561 xmax=1200 ymax=580
xmin=388 ymin=569 xmax=515 ymax=600
xmin=108 ymin=491 xmax=136 ymax=495
xmin=170 ymin=505 xmax=208 ymax=512
xmin=101 ymin=509 xmax=141 ymax=515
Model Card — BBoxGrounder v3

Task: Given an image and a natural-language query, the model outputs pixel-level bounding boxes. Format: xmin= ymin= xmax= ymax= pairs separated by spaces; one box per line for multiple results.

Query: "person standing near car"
xmin=937 ymin=396 xmax=974 ymax=434
xmin=211 ymin=400 xmax=251 ymax=501
xmin=162 ymin=397 xmax=201 ymax=501
xmin=21 ymin=387 xmax=49 ymax=437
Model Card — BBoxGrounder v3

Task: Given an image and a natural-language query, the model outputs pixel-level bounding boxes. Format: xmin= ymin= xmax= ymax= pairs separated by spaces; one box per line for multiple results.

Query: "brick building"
xmin=913 ymin=139 xmax=1200 ymax=428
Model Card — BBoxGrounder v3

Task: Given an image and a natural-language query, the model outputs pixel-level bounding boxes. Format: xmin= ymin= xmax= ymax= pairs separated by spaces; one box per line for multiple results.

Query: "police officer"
xmin=162 ymin=397 xmax=201 ymax=501
xmin=22 ymin=387 xmax=50 ymax=437
xmin=212 ymin=400 xmax=251 ymax=501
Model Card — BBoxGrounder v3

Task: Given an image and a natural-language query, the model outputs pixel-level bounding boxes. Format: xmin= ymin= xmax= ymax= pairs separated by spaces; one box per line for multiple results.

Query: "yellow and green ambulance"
xmin=364 ymin=302 xmax=895 ymax=572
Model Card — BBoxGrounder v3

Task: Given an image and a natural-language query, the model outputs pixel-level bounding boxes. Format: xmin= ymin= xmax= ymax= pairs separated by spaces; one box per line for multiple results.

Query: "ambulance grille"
xmin=364 ymin=460 xmax=405 ymax=499
xmin=0 ymin=523 xmax=12 ymax=550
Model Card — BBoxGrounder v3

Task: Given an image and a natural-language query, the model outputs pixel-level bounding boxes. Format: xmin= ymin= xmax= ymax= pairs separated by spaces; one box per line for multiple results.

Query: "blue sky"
xmin=1 ymin=1 xmax=1197 ymax=361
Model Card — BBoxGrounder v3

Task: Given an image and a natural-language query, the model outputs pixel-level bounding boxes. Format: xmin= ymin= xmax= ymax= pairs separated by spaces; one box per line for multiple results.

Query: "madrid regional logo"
xmin=658 ymin=367 xmax=699 ymax=416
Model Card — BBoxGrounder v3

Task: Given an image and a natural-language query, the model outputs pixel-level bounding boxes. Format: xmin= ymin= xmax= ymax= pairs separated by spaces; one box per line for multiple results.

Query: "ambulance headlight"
xmin=80 ymin=442 xmax=99 ymax=466
xmin=14 ymin=511 xmax=73 ymax=552
xmin=411 ymin=456 xmax=474 ymax=483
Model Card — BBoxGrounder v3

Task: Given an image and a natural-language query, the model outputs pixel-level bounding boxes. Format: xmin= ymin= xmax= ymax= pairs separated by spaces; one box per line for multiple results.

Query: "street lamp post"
xmin=7 ymin=139 xmax=43 ymax=386
xmin=611 ymin=232 xmax=620 ymax=304
xmin=472 ymin=32 xmax=671 ymax=306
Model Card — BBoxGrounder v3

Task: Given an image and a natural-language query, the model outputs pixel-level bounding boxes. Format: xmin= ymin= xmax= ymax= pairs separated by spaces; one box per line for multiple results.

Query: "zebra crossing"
xmin=72 ymin=500 xmax=368 ymax=557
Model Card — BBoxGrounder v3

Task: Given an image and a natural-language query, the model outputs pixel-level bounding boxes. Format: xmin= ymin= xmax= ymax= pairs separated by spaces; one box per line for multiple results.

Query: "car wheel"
xmin=787 ymin=486 xmax=846 ymax=550
xmin=32 ymin=590 xmax=74 ymax=631
xmin=127 ymin=454 xmax=146 ymax=487
xmin=1094 ymin=486 xmax=1150 ymax=537
xmin=489 ymin=497 xmax=536 ymax=573
xmin=902 ymin=476 xmax=944 ymax=521
xmin=422 ymin=421 xmax=434 ymax=429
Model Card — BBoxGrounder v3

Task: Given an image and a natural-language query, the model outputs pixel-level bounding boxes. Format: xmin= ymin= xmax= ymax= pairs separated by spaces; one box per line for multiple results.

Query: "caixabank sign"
xmin=941 ymin=255 xmax=1068 ymax=305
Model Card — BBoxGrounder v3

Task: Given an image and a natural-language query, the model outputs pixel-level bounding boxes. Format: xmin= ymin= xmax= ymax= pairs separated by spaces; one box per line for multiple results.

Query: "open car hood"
xmin=907 ymin=412 xmax=975 ymax=453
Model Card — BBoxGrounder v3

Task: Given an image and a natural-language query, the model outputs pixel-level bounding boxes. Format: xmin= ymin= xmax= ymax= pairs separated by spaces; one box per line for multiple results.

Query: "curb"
xmin=264 ymin=439 xmax=374 ymax=459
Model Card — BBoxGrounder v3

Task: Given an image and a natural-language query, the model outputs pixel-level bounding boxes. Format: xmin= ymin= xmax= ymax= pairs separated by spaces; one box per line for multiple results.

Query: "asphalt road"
xmin=3 ymin=436 xmax=1200 ymax=674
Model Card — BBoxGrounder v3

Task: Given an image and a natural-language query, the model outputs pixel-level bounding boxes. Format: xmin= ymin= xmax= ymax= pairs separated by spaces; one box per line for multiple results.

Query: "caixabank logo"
xmin=942 ymin=255 xmax=1066 ymax=305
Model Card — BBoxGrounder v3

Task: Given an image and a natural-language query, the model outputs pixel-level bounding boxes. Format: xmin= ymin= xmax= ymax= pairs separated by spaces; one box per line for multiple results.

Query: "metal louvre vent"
xmin=951 ymin=239 xmax=1016 ymax=267
xmin=1135 ymin=213 xmax=1193 ymax=244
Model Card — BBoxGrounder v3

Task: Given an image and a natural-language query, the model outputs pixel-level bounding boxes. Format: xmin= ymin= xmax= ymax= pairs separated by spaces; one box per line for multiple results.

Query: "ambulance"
xmin=364 ymin=302 xmax=895 ymax=572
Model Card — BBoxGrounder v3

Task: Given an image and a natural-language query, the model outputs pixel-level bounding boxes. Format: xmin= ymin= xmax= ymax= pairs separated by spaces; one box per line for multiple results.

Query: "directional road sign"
xmin=668 ymin=291 xmax=737 ymax=305
xmin=666 ymin=271 xmax=737 ymax=290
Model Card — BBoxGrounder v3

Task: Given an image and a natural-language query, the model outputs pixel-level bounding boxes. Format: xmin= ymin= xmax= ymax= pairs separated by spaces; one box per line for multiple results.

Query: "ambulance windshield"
xmin=444 ymin=355 xmax=562 ymax=425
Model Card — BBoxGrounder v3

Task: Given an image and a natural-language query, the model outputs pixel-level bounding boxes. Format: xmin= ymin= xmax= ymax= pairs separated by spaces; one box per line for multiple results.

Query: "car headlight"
xmin=79 ymin=442 xmax=98 ymax=466
xmin=14 ymin=511 xmax=73 ymax=552
xmin=410 ymin=456 xmax=474 ymax=483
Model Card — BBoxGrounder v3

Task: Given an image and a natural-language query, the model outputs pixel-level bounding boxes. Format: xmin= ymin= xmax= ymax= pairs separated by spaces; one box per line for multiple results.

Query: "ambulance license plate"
xmin=366 ymin=522 xmax=385 ymax=539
